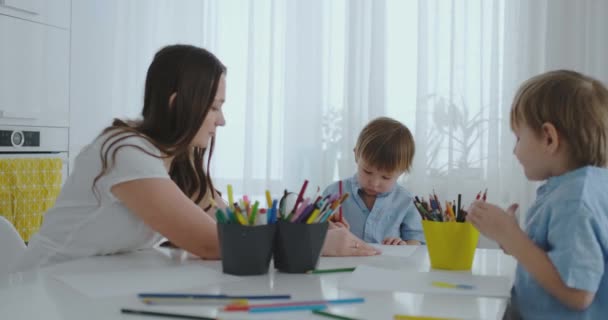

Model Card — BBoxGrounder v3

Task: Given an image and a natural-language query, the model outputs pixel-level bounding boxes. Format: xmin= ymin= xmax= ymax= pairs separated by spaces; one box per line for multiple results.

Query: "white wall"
xmin=69 ymin=0 xmax=219 ymax=170
xmin=69 ymin=0 xmax=121 ymax=169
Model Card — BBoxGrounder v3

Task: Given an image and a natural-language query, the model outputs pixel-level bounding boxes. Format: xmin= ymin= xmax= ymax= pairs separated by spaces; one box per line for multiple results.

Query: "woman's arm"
xmin=196 ymin=189 xmax=228 ymax=221
xmin=112 ymin=178 xmax=221 ymax=259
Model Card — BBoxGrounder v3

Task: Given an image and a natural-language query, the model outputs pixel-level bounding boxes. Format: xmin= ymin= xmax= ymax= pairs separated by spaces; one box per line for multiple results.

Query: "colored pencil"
xmin=313 ymin=309 xmax=361 ymax=320
xmin=431 ymin=281 xmax=475 ymax=290
xmin=306 ymin=267 xmax=356 ymax=274
xmin=338 ymin=180 xmax=344 ymax=221
xmin=138 ymin=293 xmax=291 ymax=300
xmin=121 ymin=308 xmax=216 ymax=320
xmin=250 ymin=304 xmax=327 ymax=313
xmin=224 ymin=297 xmax=365 ymax=311
xmin=141 ymin=298 xmax=247 ymax=306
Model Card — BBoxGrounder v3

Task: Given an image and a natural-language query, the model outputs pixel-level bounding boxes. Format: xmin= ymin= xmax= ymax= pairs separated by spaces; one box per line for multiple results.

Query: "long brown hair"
xmin=93 ymin=44 xmax=226 ymax=204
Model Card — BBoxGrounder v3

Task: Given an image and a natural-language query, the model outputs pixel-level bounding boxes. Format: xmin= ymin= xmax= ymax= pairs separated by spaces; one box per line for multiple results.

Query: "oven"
xmin=0 ymin=125 xmax=68 ymax=180
xmin=0 ymin=125 xmax=68 ymax=241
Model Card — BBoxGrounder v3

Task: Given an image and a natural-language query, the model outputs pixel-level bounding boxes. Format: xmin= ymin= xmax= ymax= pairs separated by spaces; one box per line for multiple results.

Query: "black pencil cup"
xmin=217 ymin=223 xmax=276 ymax=276
xmin=273 ymin=221 xmax=329 ymax=273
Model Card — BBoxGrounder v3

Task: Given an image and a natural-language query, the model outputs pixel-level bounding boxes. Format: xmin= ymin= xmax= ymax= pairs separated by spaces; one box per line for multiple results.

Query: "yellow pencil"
xmin=234 ymin=207 xmax=248 ymax=225
xmin=306 ymin=208 xmax=321 ymax=224
xmin=227 ymin=184 xmax=235 ymax=210
xmin=265 ymin=190 xmax=273 ymax=208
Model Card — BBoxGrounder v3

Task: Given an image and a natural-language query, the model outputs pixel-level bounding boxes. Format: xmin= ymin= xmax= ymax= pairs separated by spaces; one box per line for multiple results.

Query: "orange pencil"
xmin=338 ymin=180 xmax=344 ymax=221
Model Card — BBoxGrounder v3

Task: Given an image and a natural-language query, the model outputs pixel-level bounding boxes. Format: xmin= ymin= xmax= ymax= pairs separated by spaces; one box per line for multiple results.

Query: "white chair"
xmin=0 ymin=216 xmax=26 ymax=274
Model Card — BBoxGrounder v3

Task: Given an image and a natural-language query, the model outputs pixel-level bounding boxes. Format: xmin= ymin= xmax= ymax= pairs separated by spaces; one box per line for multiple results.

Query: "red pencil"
xmin=482 ymin=189 xmax=487 ymax=202
xmin=293 ymin=180 xmax=309 ymax=215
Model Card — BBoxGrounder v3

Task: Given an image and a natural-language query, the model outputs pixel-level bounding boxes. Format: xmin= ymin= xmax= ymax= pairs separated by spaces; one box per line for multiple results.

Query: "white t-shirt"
xmin=13 ymin=131 xmax=170 ymax=270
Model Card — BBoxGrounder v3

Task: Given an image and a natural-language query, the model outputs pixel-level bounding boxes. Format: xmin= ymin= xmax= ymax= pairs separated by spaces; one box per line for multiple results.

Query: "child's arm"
xmin=381 ymin=237 xmax=420 ymax=245
xmin=508 ymin=231 xmax=595 ymax=310
xmin=468 ymin=201 xmax=602 ymax=311
xmin=398 ymin=200 xmax=425 ymax=244
xmin=382 ymin=237 xmax=406 ymax=245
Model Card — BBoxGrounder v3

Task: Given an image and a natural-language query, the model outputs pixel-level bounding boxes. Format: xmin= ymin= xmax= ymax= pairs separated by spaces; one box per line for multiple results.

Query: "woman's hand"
xmin=321 ymin=228 xmax=380 ymax=256
xmin=382 ymin=237 xmax=407 ymax=245
xmin=467 ymin=201 xmax=520 ymax=247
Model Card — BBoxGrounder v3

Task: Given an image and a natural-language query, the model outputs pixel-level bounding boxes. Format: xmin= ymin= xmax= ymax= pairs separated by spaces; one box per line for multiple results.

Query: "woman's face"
xmin=192 ymin=74 xmax=226 ymax=148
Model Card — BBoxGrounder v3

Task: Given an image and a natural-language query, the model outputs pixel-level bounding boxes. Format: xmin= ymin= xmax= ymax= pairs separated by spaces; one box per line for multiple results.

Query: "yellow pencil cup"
xmin=422 ymin=220 xmax=479 ymax=270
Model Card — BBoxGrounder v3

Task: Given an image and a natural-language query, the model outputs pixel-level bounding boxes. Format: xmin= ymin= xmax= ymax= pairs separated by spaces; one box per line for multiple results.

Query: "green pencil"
xmin=312 ymin=309 xmax=361 ymax=320
xmin=307 ymin=267 xmax=356 ymax=274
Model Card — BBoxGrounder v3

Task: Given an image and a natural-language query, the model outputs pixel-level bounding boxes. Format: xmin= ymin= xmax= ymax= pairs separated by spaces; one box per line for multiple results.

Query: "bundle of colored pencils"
xmin=413 ymin=190 xmax=487 ymax=223
xmin=215 ymin=185 xmax=279 ymax=225
xmin=280 ymin=180 xmax=349 ymax=224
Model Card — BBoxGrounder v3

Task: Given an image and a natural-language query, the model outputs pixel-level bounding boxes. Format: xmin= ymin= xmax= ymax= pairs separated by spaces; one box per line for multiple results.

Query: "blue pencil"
xmin=224 ymin=297 xmax=365 ymax=312
xmin=138 ymin=293 xmax=291 ymax=300
xmin=250 ymin=304 xmax=327 ymax=313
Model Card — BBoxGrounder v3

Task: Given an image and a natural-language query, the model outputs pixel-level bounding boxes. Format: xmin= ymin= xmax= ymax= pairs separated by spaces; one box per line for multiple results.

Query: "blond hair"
xmin=354 ymin=117 xmax=415 ymax=173
xmin=510 ymin=70 xmax=608 ymax=167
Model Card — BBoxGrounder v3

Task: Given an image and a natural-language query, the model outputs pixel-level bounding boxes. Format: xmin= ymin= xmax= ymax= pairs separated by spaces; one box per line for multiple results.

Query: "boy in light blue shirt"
xmin=323 ymin=117 xmax=424 ymax=245
xmin=468 ymin=70 xmax=608 ymax=319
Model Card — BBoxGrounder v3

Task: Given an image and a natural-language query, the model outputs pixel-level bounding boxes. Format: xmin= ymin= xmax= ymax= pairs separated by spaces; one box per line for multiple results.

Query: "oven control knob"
xmin=11 ymin=130 xmax=24 ymax=147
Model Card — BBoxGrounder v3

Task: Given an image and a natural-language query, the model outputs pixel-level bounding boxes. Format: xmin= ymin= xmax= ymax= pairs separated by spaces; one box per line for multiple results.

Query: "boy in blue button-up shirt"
xmin=468 ymin=70 xmax=608 ymax=319
xmin=323 ymin=117 xmax=424 ymax=245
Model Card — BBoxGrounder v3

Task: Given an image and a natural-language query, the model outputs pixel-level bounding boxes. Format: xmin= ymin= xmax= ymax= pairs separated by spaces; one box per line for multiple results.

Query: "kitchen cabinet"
xmin=0 ymin=14 xmax=69 ymax=127
xmin=0 ymin=0 xmax=70 ymax=29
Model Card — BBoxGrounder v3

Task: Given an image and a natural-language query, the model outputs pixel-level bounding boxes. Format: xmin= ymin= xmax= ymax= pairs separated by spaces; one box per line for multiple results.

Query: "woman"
xmin=14 ymin=44 xmax=378 ymax=270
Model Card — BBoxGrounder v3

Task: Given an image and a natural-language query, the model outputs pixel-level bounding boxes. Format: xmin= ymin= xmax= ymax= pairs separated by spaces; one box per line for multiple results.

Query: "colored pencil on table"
xmin=306 ymin=267 xmax=356 ymax=274
xmin=121 ymin=308 xmax=216 ymax=320
xmin=313 ymin=309 xmax=362 ymax=320
xmin=224 ymin=297 xmax=365 ymax=312
xmin=142 ymin=298 xmax=247 ymax=305
xmin=250 ymin=304 xmax=327 ymax=313
xmin=431 ymin=281 xmax=475 ymax=290
xmin=138 ymin=293 xmax=291 ymax=300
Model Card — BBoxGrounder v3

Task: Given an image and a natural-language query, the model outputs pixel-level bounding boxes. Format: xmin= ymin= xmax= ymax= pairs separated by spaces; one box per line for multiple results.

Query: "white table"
xmin=0 ymin=246 xmax=515 ymax=320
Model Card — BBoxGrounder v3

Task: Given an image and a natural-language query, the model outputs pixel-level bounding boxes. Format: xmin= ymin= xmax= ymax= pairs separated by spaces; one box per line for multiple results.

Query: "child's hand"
xmin=467 ymin=201 xmax=520 ymax=246
xmin=382 ymin=237 xmax=407 ymax=245
xmin=321 ymin=228 xmax=380 ymax=256
xmin=329 ymin=214 xmax=350 ymax=229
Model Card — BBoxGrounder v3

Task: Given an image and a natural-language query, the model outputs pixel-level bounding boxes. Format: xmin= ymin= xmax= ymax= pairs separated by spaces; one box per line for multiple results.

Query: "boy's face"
xmin=355 ymin=159 xmax=401 ymax=196
xmin=512 ymin=124 xmax=552 ymax=181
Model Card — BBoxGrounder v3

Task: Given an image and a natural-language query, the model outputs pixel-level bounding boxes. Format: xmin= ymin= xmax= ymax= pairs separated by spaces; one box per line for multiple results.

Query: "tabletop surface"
xmin=0 ymin=246 xmax=516 ymax=320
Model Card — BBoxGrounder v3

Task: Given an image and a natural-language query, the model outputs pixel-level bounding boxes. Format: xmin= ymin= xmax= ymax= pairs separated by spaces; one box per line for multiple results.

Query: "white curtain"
xmin=72 ymin=0 xmax=608 ymax=244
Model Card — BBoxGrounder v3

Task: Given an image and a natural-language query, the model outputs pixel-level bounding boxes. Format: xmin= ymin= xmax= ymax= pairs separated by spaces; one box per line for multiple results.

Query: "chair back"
xmin=0 ymin=216 xmax=26 ymax=274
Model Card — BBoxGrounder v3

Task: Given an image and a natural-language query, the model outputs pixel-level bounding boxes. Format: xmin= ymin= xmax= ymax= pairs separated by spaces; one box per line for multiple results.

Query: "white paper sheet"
xmin=54 ymin=264 xmax=242 ymax=298
xmin=370 ymin=244 xmax=417 ymax=257
xmin=339 ymin=265 xmax=511 ymax=298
